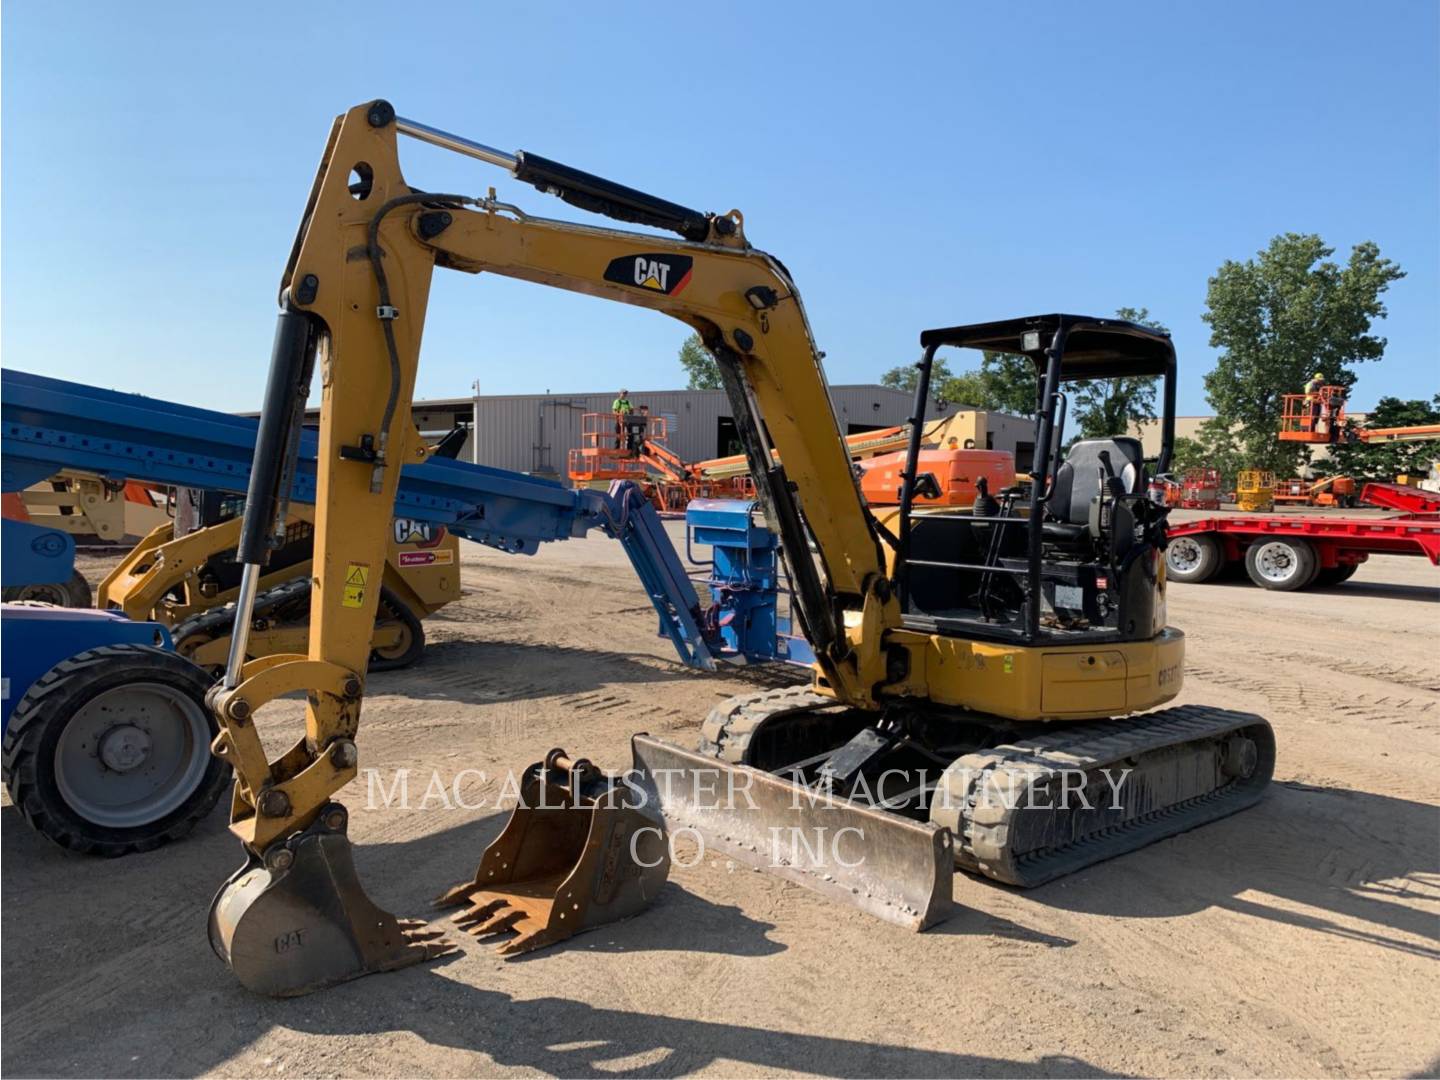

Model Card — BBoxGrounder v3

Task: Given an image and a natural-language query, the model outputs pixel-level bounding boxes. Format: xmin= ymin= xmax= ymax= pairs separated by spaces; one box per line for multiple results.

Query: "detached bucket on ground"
xmin=436 ymin=747 xmax=670 ymax=956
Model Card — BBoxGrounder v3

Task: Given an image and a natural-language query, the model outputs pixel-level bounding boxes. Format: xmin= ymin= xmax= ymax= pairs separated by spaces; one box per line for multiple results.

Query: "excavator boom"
xmin=207 ymin=100 xmax=901 ymax=995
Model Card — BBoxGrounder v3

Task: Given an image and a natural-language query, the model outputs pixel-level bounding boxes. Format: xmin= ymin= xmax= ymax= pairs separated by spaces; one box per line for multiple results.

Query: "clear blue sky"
xmin=3 ymin=1 xmax=1436 ymax=414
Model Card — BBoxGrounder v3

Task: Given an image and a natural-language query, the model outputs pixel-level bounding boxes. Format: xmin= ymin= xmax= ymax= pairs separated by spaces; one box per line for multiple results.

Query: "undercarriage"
xmin=678 ymin=685 xmax=1275 ymax=892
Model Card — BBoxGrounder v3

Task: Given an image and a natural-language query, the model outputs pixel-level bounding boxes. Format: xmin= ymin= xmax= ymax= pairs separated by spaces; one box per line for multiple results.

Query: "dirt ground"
xmin=4 ymin=515 xmax=1438 ymax=1078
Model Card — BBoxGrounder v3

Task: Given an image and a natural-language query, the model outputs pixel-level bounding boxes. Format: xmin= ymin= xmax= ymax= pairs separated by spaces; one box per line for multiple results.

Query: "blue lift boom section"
xmin=2 ymin=369 xmax=722 ymax=670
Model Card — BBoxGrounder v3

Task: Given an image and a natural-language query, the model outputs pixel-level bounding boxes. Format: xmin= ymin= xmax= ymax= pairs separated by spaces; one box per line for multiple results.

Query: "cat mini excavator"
xmin=209 ymin=100 xmax=1274 ymax=996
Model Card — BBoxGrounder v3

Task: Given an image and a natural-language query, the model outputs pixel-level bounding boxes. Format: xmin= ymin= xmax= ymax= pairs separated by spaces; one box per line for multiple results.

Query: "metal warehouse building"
xmin=459 ymin=385 xmax=965 ymax=476
xmin=285 ymin=385 xmax=1036 ymax=479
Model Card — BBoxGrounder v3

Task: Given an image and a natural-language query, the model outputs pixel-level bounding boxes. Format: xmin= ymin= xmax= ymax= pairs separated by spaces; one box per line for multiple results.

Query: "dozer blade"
xmin=631 ymin=734 xmax=954 ymax=931
xmin=436 ymin=747 xmax=670 ymax=957
xmin=209 ymin=803 xmax=455 ymax=998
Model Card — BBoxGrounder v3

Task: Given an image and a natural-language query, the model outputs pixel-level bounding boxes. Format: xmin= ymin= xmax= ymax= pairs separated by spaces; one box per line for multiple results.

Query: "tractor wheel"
xmin=1314 ymin=563 xmax=1360 ymax=588
xmin=1 ymin=644 xmax=230 ymax=856
xmin=1244 ymin=538 xmax=1317 ymax=591
xmin=1165 ymin=535 xmax=1223 ymax=583
xmin=368 ymin=588 xmax=426 ymax=672
xmin=3 ymin=570 xmax=93 ymax=609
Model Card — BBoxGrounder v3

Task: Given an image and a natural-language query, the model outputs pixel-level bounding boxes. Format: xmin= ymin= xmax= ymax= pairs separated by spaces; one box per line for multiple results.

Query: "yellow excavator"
xmin=207 ymin=100 xmax=1275 ymax=996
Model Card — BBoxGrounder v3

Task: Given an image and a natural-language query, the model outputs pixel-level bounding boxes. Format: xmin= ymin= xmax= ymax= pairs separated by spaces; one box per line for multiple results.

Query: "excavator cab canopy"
xmin=895 ymin=313 xmax=1178 ymax=646
xmin=918 ymin=313 xmax=1177 ymax=473
xmin=920 ymin=314 xmax=1176 ymax=381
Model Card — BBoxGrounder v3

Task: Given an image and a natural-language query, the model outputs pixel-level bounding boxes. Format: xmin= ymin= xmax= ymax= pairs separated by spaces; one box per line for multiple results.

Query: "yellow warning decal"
xmin=342 ymin=563 xmax=370 ymax=608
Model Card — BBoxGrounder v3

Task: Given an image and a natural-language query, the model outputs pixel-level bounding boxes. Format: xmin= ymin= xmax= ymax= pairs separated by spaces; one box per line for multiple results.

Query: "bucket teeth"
xmin=453 ymin=896 xmax=508 ymax=925
xmin=433 ymin=881 xmax=479 ymax=909
xmin=398 ymin=919 xmax=458 ymax=959
xmin=467 ymin=904 xmax=529 ymax=938
xmin=495 ymin=927 xmax=563 ymax=957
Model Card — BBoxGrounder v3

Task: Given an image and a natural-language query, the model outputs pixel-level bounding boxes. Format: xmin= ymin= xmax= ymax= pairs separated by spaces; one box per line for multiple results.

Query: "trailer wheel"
xmin=1244 ymin=538 xmax=1317 ymax=591
xmin=1165 ymin=535 xmax=1223 ymax=583
xmin=3 ymin=570 xmax=93 ymax=609
xmin=1 ymin=644 xmax=230 ymax=856
xmin=1314 ymin=563 xmax=1359 ymax=588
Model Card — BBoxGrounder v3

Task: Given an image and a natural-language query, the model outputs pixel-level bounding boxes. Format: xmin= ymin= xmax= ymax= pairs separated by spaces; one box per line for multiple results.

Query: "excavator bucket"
xmin=631 ymin=735 xmax=954 ymax=931
xmin=209 ymin=803 xmax=455 ymax=997
xmin=436 ymin=747 xmax=670 ymax=956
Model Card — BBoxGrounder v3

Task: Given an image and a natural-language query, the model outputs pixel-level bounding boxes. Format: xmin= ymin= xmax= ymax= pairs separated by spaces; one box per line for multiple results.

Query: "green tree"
xmin=1181 ymin=421 xmax=1248 ymax=491
xmin=1069 ymin=307 xmax=1167 ymax=439
xmin=881 ymin=351 xmax=1035 ymax=413
xmin=1200 ymin=233 xmax=1405 ymax=476
xmin=881 ymin=357 xmax=954 ymax=394
xmin=677 ymin=333 xmax=722 ymax=389
xmin=971 ymin=351 xmax=1039 ymax=414
xmin=1168 ymin=435 xmax=1210 ymax=476
xmin=1327 ymin=395 xmax=1440 ymax=481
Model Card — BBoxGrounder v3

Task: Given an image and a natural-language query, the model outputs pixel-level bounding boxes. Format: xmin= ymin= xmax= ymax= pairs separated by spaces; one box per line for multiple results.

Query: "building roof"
xmin=407 ymin=382 xmax=925 ymax=407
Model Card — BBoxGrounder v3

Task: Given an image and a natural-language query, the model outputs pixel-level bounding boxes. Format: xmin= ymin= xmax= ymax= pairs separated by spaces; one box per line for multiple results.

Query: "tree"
xmin=880 ymin=351 xmax=1035 ymax=413
xmin=678 ymin=333 xmax=721 ymax=389
xmin=1169 ymin=435 xmax=1210 ymax=476
xmin=1179 ymin=421 xmax=1247 ymax=491
xmin=1200 ymin=233 xmax=1405 ymax=476
xmin=881 ymin=357 xmax=953 ymax=394
xmin=1327 ymin=395 xmax=1440 ymax=481
xmin=1069 ymin=307 xmax=1167 ymax=439
xmin=970 ymin=351 xmax=1039 ymax=414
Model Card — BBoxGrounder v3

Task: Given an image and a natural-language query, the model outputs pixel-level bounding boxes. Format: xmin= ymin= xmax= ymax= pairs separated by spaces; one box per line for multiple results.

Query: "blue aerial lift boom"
xmin=1 ymin=369 xmax=764 ymax=856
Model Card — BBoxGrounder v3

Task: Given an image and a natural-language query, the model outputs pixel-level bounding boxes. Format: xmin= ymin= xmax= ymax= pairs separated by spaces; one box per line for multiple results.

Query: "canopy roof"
xmin=919 ymin=314 xmax=1175 ymax=380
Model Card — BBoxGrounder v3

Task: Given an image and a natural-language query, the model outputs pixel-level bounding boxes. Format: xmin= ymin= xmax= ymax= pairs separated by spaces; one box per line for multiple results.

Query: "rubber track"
xmin=171 ymin=578 xmax=423 ymax=671
xmin=169 ymin=576 xmax=312 ymax=653
xmin=943 ymin=704 xmax=1275 ymax=886
xmin=697 ymin=686 xmax=840 ymax=763
xmin=697 ymin=692 xmax=1275 ymax=890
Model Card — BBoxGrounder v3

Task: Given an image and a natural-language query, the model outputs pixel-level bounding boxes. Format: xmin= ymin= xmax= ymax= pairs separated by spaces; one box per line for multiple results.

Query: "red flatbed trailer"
xmin=1165 ymin=484 xmax=1440 ymax=591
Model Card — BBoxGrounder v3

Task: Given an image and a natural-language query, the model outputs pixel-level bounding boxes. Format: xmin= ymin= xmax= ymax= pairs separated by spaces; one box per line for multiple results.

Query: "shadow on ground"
xmin=0 ymin=800 xmax=1119 ymax=1077
xmin=1023 ymin=781 xmax=1440 ymax=959
xmin=4 ymin=779 xmax=1435 ymax=1075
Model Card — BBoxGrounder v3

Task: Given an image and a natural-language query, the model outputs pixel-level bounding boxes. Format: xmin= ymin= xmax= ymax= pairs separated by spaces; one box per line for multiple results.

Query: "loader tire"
xmin=1 ymin=644 xmax=229 ymax=856
xmin=3 ymin=570 xmax=93 ymax=609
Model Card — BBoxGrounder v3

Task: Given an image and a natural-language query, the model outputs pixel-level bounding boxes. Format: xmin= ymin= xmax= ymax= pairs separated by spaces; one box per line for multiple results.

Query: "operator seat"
xmin=1043 ymin=436 xmax=1145 ymax=542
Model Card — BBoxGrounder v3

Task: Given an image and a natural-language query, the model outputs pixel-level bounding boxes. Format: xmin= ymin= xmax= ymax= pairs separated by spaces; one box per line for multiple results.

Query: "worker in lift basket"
xmin=612 ymin=389 xmax=633 ymax=447
xmin=625 ymin=403 xmax=651 ymax=453
xmin=1304 ymin=371 xmax=1325 ymax=433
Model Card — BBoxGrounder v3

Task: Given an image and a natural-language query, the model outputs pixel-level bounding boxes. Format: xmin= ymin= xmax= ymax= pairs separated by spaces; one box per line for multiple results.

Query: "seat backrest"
xmin=1048 ymin=437 xmax=1145 ymax=525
